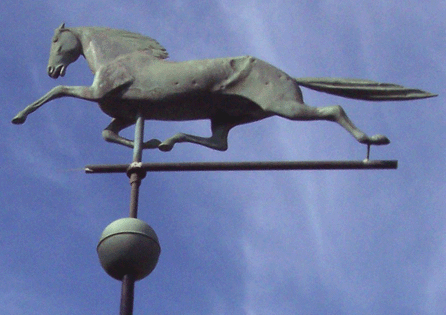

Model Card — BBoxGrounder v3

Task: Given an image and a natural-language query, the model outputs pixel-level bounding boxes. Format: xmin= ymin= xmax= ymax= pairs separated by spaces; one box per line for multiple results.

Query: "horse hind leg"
xmin=158 ymin=120 xmax=234 ymax=152
xmin=315 ymin=105 xmax=390 ymax=145
xmin=270 ymin=101 xmax=390 ymax=145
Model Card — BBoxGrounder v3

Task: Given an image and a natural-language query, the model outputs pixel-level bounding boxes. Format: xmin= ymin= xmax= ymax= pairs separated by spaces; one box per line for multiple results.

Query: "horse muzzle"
xmin=47 ymin=64 xmax=66 ymax=78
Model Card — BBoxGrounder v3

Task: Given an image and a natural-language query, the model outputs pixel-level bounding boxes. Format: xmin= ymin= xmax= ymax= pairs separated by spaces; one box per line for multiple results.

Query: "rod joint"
xmin=126 ymin=162 xmax=147 ymax=180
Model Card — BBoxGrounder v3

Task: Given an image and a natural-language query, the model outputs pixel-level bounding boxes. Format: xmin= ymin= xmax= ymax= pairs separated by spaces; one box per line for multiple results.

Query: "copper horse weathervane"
xmin=11 ymin=23 xmax=437 ymax=315
xmin=12 ymin=23 xmax=436 ymax=154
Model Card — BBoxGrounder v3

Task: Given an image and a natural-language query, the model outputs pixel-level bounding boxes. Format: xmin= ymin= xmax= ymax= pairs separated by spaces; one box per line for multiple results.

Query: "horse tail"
xmin=294 ymin=77 xmax=437 ymax=101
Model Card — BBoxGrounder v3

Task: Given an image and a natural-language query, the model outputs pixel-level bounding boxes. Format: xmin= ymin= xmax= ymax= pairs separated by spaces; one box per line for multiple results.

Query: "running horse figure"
xmin=12 ymin=23 xmax=436 ymax=153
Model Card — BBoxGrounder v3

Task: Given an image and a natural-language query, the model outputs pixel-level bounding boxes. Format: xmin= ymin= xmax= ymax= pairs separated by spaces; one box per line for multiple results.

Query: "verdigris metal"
xmin=12 ymin=23 xmax=436 ymax=151
xmin=97 ymin=218 xmax=160 ymax=281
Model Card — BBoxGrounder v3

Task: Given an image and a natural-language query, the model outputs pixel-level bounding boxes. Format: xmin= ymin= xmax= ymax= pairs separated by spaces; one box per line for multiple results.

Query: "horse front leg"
xmin=102 ymin=118 xmax=162 ymax=149
xmin=11 ymin=85 xmax=98 ymax=124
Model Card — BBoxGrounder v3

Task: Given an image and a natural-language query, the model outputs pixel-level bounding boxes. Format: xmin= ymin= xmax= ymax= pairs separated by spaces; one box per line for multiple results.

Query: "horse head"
xmin=47 ymin=23 xmax=82 ymax=79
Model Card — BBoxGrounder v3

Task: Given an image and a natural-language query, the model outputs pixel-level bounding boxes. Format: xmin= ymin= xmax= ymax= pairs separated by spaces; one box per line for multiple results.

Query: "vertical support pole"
xmin=129 ymin=173 xmax=141 ymax=219
xmin=129 ymin=112 xmax=145 ymax=219
xmin=120 ymin=112 xmax=146 ymax=315
xmin=133 ymin=113 xmax=145 ymax=164
xmin=120 ymin=274 xmax=135 ymax=315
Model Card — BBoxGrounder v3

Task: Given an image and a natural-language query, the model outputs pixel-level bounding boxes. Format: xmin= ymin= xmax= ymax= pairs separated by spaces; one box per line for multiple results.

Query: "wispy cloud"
xmin=2 ymin=1 xmax=444 ymax=314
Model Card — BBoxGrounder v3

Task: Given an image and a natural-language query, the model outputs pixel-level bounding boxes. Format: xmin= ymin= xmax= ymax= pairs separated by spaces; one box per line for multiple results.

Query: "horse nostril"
xmin=48 ymin=66 xmax=53 ymax=74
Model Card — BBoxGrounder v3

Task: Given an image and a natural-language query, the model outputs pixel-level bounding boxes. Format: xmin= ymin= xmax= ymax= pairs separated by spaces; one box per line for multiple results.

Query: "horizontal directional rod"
xmin=85 ymin=160 xmax=397 ymax=174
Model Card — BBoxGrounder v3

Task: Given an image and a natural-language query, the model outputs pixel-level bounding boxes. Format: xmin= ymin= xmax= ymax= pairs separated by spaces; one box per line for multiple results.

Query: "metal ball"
xmin=97 ymin=218 xmax=161 ymax=281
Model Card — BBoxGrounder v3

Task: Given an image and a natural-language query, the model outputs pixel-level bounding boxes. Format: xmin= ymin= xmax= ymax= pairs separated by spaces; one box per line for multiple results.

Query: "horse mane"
xmin=75 ymin=27 xmax=169 ymax=59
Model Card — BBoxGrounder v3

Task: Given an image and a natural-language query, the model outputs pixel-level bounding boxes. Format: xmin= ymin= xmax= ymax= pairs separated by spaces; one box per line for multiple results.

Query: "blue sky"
xmin=1 ymin=1 xmax=445 ymax=314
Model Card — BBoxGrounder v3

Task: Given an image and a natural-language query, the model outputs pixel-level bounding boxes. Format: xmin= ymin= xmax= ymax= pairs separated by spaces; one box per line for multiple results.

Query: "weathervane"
xmin=11 ymin=23 xmax=436 ymax=315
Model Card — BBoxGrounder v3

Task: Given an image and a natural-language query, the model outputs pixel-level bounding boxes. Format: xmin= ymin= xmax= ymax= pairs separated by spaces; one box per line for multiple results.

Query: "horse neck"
xmin=70 ymin=28 xmax=106 ymax=73
xmin=72 ymin=27 xmax=157 ymax=74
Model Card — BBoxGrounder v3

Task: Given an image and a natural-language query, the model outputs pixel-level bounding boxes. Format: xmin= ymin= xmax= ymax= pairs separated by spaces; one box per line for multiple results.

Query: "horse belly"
xmin=141 ymin=94 xmax=268 ymax=122
xmin=141 ymin=97 xmax=217 ymax=121
xmin=100 ymin=92 xmax=268 ymax=123
xmin=98 ymin=96 xmax=213 ymax=121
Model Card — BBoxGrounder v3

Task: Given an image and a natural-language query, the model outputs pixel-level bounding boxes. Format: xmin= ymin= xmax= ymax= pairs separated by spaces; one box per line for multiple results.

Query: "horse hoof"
xmin=158 ymin=142 xmax=173 ymax=152
xmin=370 ymin=134 xmax=390 ymax=145
xmin=11 ymin=115 xmax=26 ymax=124
xmin=143 ymin=139 xmax=162 ymax=149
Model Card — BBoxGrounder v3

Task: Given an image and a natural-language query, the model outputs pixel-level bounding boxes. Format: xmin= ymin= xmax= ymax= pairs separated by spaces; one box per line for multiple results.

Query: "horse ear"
xmin=58 ymin=22 xmax=66 ymax=29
